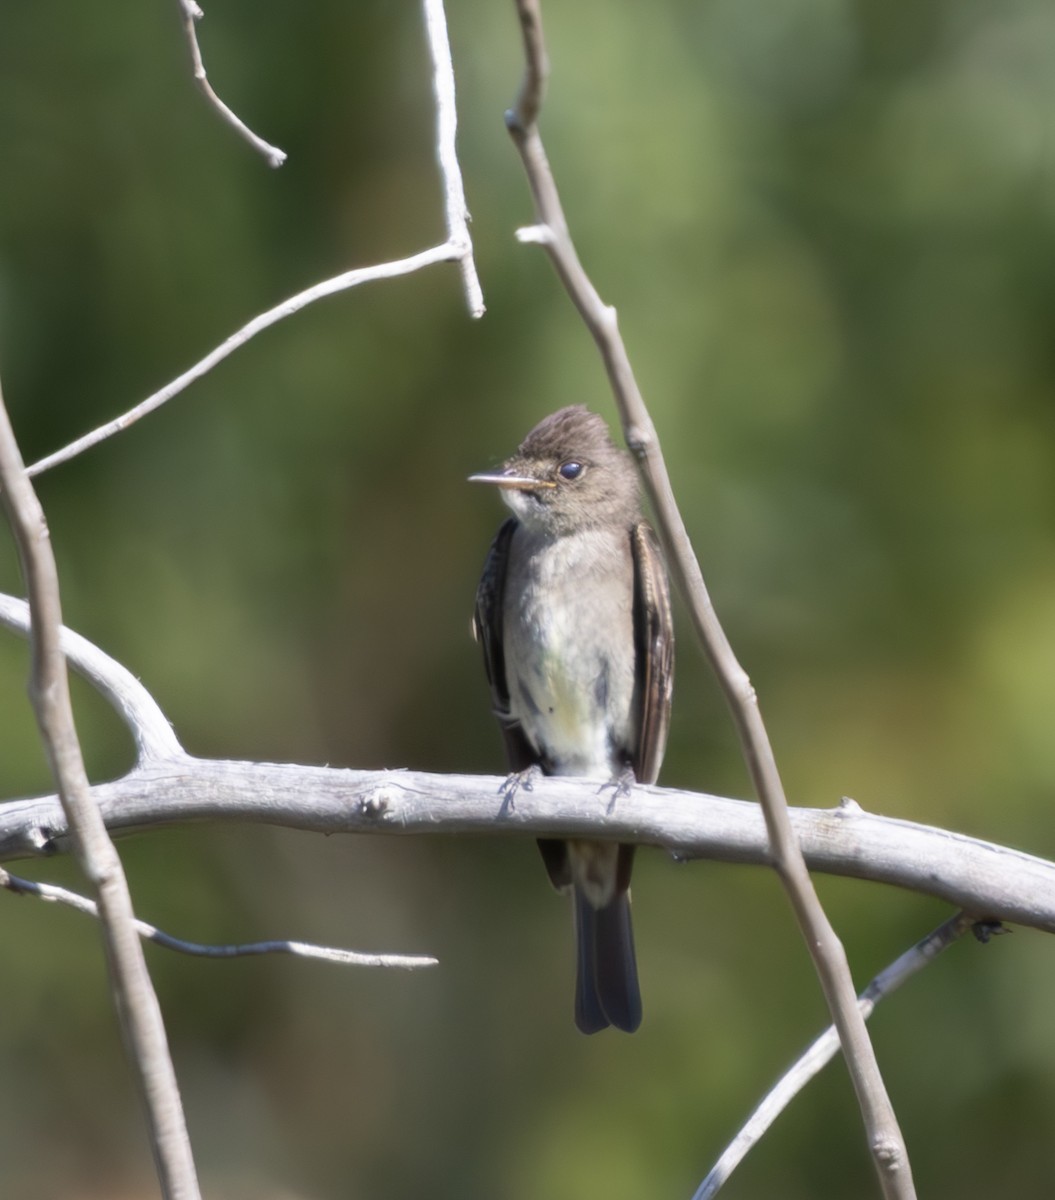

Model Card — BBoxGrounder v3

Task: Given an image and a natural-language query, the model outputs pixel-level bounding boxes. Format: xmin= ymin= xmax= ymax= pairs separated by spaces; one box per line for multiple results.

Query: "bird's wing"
xmin=630 ymin=520 xmax=675 ymax=786
xmin=472 ymin=517 xmax=536 ymax=771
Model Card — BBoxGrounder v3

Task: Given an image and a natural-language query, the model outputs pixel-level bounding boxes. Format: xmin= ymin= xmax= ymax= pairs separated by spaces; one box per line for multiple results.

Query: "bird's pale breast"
xmin=503 ymin=525 xmax=636 ymax=779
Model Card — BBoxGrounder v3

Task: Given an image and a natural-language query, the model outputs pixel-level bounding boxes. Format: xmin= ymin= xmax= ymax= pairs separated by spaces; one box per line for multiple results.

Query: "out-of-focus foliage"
xmin=1 ymin=0 xmax=1054 ymax=1196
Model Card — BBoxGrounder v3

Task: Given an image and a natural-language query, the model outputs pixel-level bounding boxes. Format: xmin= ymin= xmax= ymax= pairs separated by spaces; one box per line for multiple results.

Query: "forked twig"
xmin=31 ymin=1 xmax=481 ymax=479
xmin=504 ymin=3 xmax=915 ymax=1195
xmin=694 ymin=912 xmax=978 ymax=1198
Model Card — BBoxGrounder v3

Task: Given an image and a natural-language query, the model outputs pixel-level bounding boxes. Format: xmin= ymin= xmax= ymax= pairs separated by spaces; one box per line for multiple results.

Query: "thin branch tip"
xmin=1 ymin=868 xmax=437 ymax=970
xmin=177 ymin=0 xmax=286 ymax=168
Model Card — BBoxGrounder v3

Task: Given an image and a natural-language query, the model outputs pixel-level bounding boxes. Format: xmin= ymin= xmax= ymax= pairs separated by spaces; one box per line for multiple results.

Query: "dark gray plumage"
xmin=472 ymin=406 xmax=674 ymax=1033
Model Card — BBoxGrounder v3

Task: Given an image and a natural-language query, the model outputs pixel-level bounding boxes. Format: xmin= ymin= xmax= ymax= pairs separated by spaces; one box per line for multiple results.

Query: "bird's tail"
xmin=574 ymin=888 xmax=642 ymax=1034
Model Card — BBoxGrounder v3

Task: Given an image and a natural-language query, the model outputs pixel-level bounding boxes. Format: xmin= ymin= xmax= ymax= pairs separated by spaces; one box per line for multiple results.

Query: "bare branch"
xmin=27 ymin=242 xmax=465 ymax=478
xmin=0 ymin=595 xmax=180 ymax=764
xmin=422 ymin=0 xmax=485 ymax=318
xmin=0 ymin=867 xmax=437 ymax=969
xmin=693 ymin=912 xmax=977 ymax=1199
xmin=30 ymin=2 xmax=483 ymax=478
xmin=504 ymin=3 xmax=914 ymax=1193
xmin=175 ymin=0 xmax=287 ymax=168
xmin=2 ymin=764 xmax=1052 ymax=931
xmin=0 ymin=590 xmax=1049 ymax=920
xmin=0 ymin=383 xmax=201 ymax=1198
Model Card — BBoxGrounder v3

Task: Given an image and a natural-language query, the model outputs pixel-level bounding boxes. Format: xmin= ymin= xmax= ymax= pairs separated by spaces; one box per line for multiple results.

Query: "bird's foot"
xmin=598 ymin=766 xmax=636 ymax=815
xmin=499 ymin=764 xmax=542 ymax=815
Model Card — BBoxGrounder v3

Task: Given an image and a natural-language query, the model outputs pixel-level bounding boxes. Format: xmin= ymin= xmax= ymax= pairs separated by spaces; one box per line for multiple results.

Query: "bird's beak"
xmin=468 ymin=471 xmax=556 ymax=490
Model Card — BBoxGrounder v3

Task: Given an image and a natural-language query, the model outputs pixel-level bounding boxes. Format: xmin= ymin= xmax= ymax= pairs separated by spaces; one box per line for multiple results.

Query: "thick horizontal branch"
xmin=2 ymin=760 xmax=1053 ymax=932
xmin=0 ymin=593 xmax=1050 ymax=933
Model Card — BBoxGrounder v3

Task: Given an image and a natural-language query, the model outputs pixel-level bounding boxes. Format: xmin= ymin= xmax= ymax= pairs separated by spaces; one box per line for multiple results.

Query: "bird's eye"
xmin=558 ymin=460 xmax=584 ymax=481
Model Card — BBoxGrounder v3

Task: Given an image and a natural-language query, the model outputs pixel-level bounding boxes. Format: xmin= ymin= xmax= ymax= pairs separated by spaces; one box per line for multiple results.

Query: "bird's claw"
xmin=599 ymin=766 xmax=636 ymax=815
xmin=499 ymin=764 xmax=542 ymax=815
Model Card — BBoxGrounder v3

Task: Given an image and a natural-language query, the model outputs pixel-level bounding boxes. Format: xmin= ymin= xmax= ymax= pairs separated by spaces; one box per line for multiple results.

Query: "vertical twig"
xmin=422 ymin=0 xmax=486 ymax=318
xmin=503 ymin=3 xmax=916 ymax=1196
xmin=0 ymin=376 xmax=201 ymax=1200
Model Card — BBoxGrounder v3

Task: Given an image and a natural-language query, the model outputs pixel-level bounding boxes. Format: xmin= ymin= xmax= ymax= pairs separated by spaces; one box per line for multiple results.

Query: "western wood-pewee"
xmin=471 ymin=406 xmax=674 ymax=1033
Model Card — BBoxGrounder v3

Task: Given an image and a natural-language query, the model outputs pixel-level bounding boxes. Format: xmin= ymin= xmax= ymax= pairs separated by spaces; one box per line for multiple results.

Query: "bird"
xmin=470 ymin=405 xmax=674 ymax=1032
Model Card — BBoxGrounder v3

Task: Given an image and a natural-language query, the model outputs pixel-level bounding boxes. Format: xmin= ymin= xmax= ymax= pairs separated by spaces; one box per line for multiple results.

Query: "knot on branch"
xmin=359 ymin=786 xmax=397 ymax=819
xmin=872 ymin=1135 xmax=906 ymax=1170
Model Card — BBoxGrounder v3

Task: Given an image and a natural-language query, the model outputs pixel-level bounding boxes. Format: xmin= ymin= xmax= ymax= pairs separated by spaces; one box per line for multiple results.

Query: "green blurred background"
xmin=1 ymin=0 xmax=1055 ymax=1196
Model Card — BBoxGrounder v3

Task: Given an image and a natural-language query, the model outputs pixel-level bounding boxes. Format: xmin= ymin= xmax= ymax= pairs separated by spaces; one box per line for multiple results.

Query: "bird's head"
xmin=470 ymin=406 xmax=640 ymax=535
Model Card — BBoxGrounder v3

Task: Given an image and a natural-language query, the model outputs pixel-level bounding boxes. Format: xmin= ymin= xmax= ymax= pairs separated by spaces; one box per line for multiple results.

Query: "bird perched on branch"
xmin=471 ymin=406 xmax=674 ymax=1032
